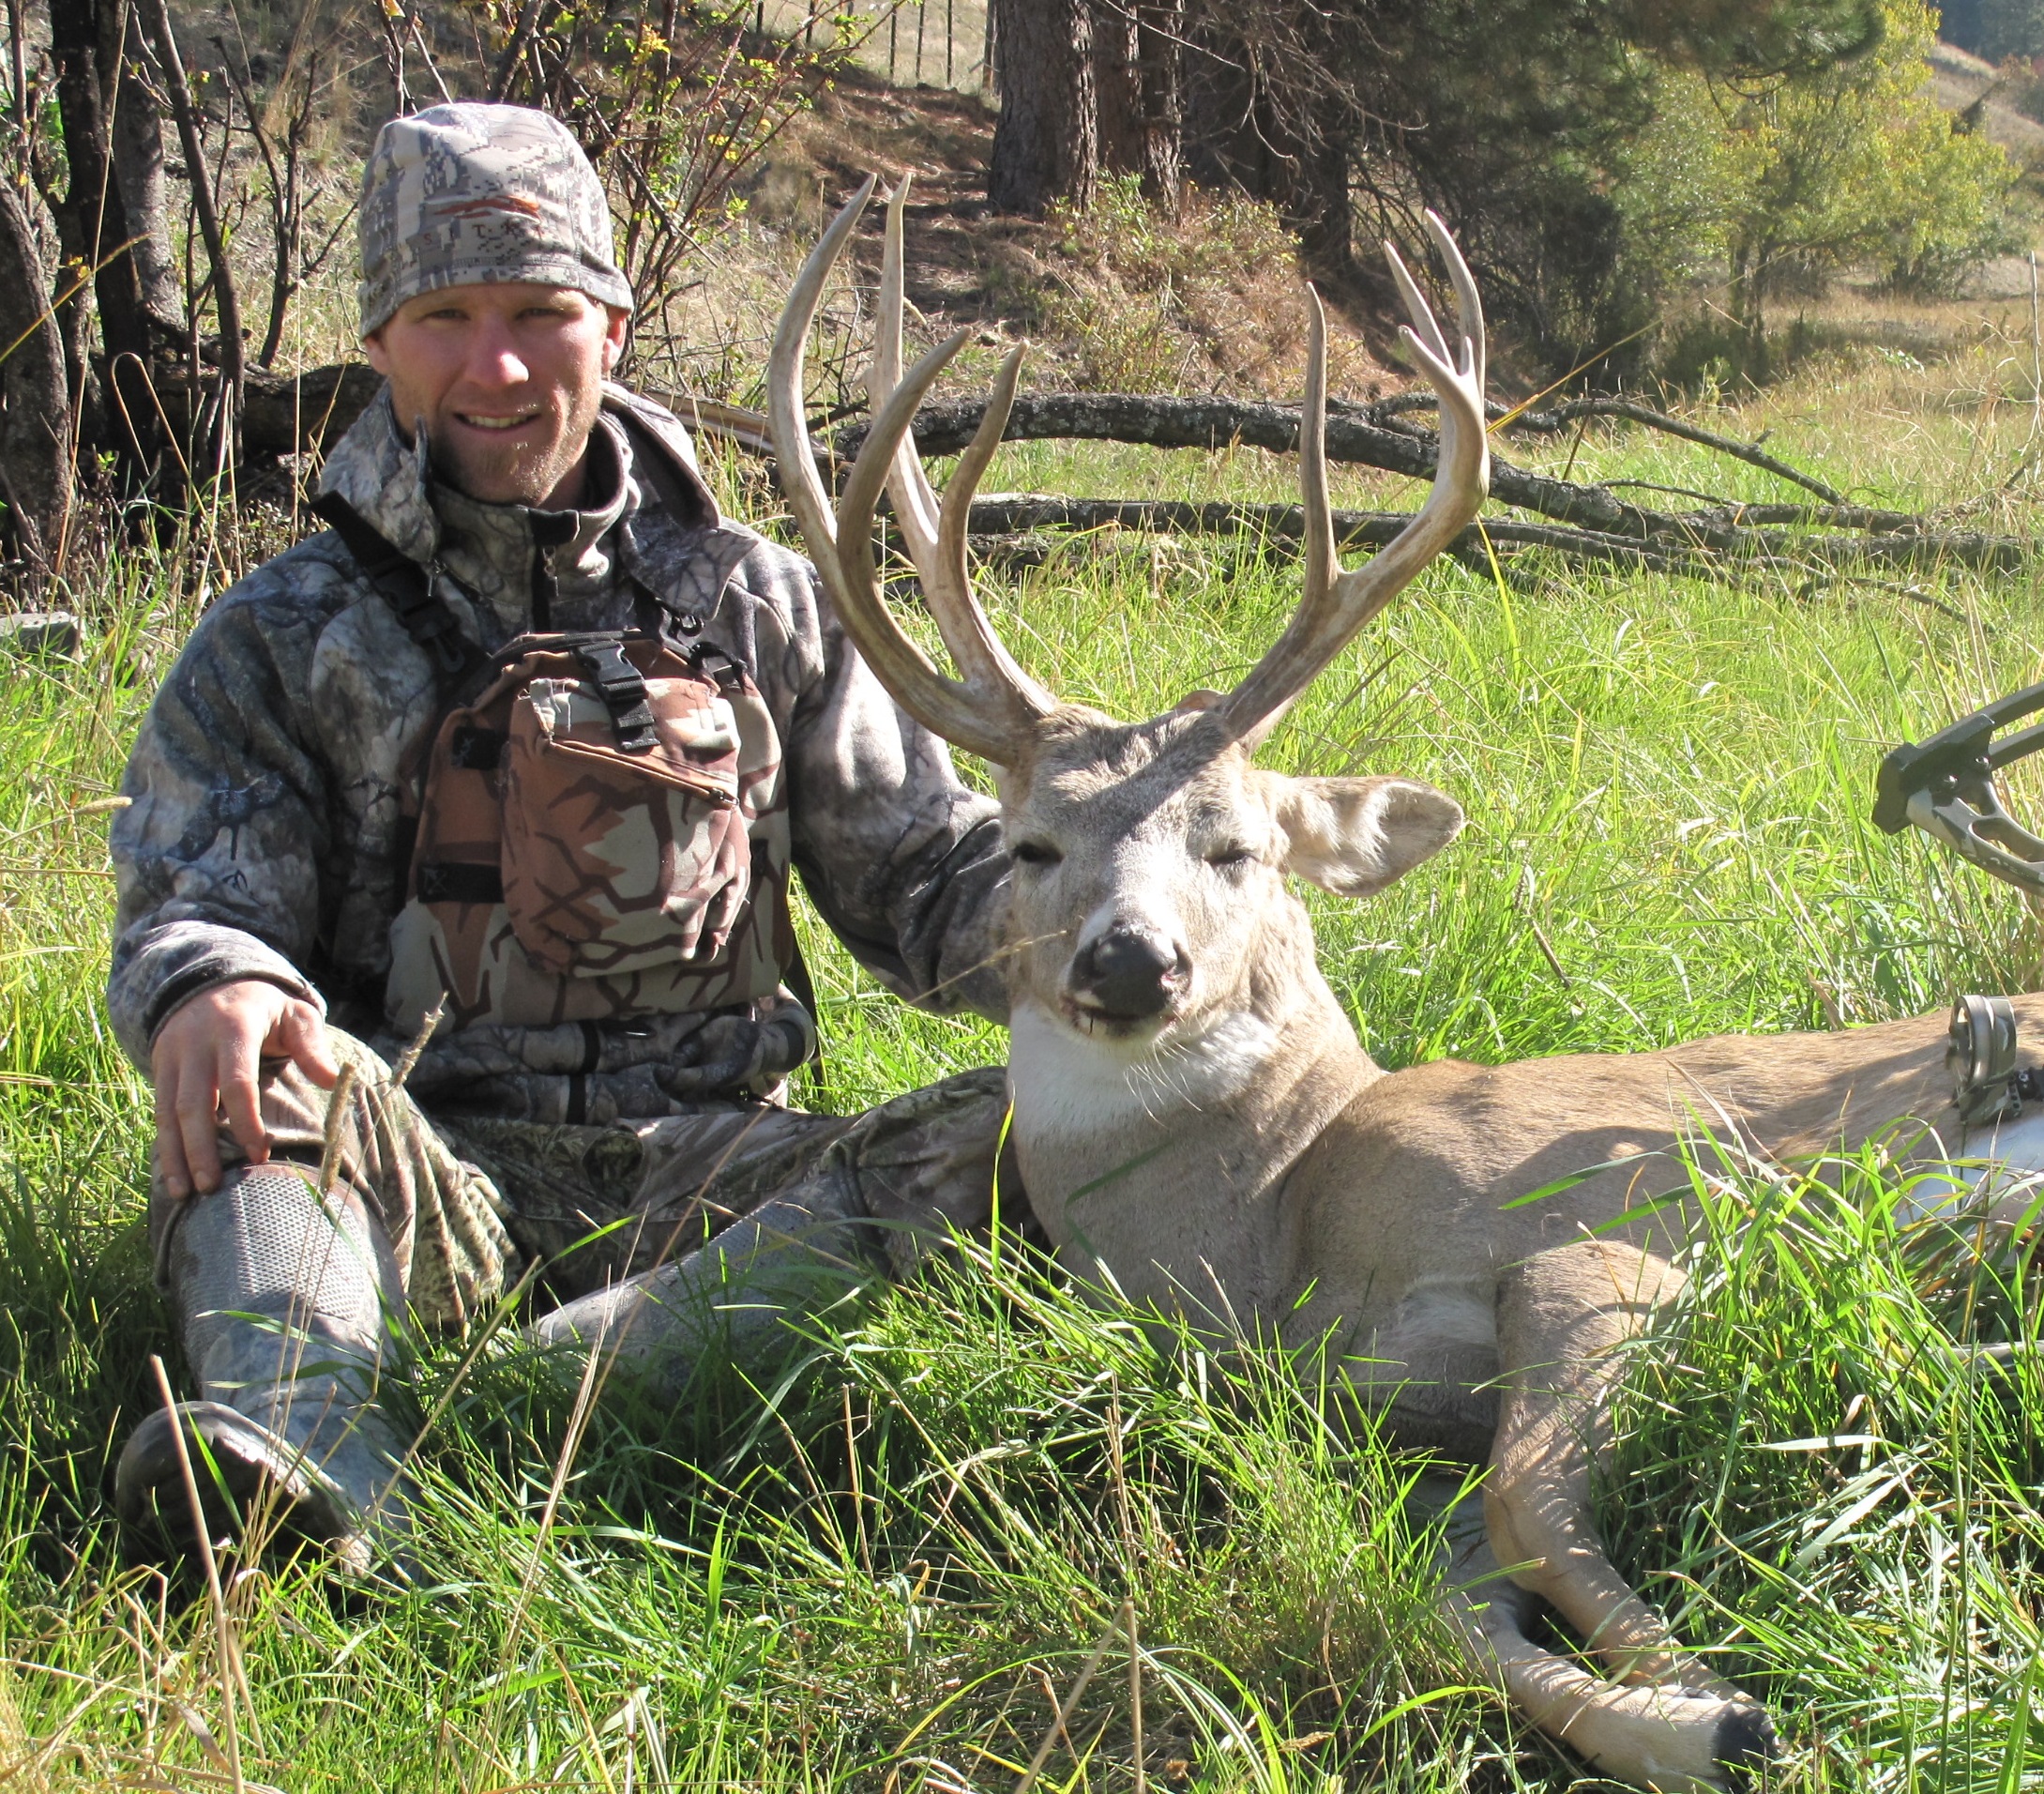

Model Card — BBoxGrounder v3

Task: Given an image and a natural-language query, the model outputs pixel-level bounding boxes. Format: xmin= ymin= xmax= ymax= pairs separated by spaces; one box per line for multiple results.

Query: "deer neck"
xmin=1007 ymin=919 xmax=1378 ymax=1306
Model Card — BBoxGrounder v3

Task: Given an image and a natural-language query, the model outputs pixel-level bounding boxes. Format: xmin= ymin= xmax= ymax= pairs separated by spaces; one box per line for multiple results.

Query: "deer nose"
xmin=1070 ymin=924 xmax=1189 ymax=1020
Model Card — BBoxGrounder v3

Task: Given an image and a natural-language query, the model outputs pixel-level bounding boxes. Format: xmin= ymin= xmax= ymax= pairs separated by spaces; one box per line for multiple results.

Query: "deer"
xmin=764 ymin=178 xmax=2044 ymax=1792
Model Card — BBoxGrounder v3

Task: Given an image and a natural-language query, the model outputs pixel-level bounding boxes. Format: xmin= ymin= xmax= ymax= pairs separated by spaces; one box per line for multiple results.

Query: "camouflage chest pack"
xmin=309 ymin=468 xmax=795 ymax=1049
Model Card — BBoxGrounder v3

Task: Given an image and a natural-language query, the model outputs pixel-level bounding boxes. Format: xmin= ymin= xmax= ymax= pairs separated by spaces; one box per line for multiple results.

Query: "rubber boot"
xmin=529 ymin=1164 xmax=876 ymax=1401
xmin=116 ymin=1163 xmax=413 ymax=1576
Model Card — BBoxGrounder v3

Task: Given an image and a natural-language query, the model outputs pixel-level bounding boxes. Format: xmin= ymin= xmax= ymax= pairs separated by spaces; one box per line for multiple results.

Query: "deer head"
xmin=768 ymin=179 xmax=1487 ymax=1057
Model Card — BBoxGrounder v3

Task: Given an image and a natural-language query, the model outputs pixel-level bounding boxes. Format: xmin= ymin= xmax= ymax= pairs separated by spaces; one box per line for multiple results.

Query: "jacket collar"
xmin=316 ymin=385 xmax=640 ymax=636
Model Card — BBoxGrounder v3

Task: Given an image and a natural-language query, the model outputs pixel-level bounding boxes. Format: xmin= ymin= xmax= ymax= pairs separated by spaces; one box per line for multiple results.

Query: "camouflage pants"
xmin=150 ymin=1026 xmax=1015 ymax=1333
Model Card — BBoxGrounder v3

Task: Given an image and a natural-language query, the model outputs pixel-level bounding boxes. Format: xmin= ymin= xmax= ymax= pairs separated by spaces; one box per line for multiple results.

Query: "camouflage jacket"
xmin=109 ymin=384 xmax=1010 ymax=1123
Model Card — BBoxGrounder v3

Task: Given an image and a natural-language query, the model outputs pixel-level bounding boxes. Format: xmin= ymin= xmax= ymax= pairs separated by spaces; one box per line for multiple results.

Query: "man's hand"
xmin=152 ymin=981 xmax=339 ymax=1199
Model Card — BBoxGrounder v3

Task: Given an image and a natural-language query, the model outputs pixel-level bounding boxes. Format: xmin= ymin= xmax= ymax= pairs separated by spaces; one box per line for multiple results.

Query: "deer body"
xmin=766 ymin=182 xmax=2018 ymax=1790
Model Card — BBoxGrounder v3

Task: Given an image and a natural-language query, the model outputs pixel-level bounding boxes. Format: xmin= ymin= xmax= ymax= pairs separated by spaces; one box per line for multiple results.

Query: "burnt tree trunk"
xmin=1096 ymin=3 xmax=1143 ymax=180
xmin=0 ymin=179 xmax=73 ymax=576
xmin=48 ymin=0 xmax=159 ymax=482
xmin=1290 ymin=96 xmax=1353 ymax=281
xmin=1095 ymin=1 xmax=1182 ymax=204
xmin=988 ymin=0 xmax=1097 ymax=215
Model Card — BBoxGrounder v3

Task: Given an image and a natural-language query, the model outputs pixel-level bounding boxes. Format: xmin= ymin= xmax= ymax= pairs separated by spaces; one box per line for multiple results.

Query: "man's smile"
xmin=452 ymin=409 xmax=545 ymax=432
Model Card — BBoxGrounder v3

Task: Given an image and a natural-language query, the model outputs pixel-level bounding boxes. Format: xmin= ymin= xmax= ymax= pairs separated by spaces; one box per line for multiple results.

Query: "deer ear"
xmin=1274 ymin=776 xmax=1462 ymax=898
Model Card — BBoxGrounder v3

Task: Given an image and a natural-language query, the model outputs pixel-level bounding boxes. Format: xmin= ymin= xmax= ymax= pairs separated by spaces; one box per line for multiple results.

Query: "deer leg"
xmin=1478 ymin=1239 xmax=1776 ymax=1788
xmin=1484 ymin=1239 xmax=1733 ymax=1691
xmin=1440 ymin=1513 xmax=1770 ymax=1794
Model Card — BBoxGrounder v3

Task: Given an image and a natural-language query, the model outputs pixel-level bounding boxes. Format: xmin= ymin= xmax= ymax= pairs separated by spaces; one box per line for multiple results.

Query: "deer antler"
xmin=1215 ymin=213 xmax=1489 ymax=748
xmin=870 ymin=180 xmax=1057 ymax=722
xmin=767 ymin=179 xmax=1052 ymax=767
xmin=772 ymin=190 xmax=1484 ymax=764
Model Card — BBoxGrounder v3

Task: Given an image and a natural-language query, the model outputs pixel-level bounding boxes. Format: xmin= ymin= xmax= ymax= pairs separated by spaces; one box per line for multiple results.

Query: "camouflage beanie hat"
xmin=357 ymin=102 xmax=634 ymax=337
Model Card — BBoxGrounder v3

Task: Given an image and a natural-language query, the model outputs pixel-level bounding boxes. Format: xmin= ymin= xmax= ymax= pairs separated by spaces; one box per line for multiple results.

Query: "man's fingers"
xmin=154 ymin=1067 xmax=193 ymax=1199
xmin=175 ymin=1068 xmax=228 ymax=1194
xmin=279 ymin=1003 xmax=341 ymax=1088
xmin=217 ymin=1047 xmax=270 ymax=1171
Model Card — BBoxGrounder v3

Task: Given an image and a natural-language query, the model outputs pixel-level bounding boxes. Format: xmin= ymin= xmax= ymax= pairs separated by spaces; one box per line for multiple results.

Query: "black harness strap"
xmin=310 ymin=492 xmax=486 ymax=690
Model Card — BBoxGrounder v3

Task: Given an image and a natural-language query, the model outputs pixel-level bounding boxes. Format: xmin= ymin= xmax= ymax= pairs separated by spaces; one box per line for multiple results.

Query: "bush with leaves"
xmin=1621 ymin=0 xmax=2019 ymax=375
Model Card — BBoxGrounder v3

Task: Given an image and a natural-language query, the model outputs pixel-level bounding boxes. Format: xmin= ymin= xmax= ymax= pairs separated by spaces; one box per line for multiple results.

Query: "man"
xmin=109 ymin=103 xmax=1012 ymax=1571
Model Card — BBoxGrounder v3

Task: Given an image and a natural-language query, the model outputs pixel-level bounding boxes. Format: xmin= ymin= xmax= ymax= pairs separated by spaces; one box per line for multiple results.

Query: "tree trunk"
xmin=988 ymin=0 xmax=1097 ymax=215
xmin=137 ymin=0 xmax=243 ymax=474
xmin=1290 ymin=98 xmax=1353 ymax=281
xmin=1729 ymin=240 xmax=1768 ymax=378
xmin=113 ymin=33 xmax=182 ymax=329
xmin=1134 ymin=0 xmax=1184 ymax=205
xmin=0 ymin=180 xmax=73 ymax=578
xmin=1096 ymin=3 xmax=1143 ymax=180
xmin=48 ymin=0 xmax=158 ymax=481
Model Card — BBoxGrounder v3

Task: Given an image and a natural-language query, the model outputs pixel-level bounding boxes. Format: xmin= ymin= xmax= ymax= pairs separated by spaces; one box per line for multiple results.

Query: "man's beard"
xmin=425 ymin=390 xmax=599 ymax=507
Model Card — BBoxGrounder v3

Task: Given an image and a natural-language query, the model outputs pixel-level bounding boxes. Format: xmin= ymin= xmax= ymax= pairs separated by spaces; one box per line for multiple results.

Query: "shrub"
xmin=1621 ymin=0 xmax=2021 ymax=376
xmin=1031 ymin=174 xmax=1392 ymax=397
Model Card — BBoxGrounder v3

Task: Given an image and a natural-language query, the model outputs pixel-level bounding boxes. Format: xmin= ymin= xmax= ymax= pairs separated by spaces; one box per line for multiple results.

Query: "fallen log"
xmin=1365 ymin=391 xmax=1846 ymax=505
xmin=961 ymin=494 xmax=1654 ymax=573
xmin=961 ymin=493 xmax=2029 ymax=578
xmin=834 ymin=391 xmax=1662 ymax=538
xmin=145 ymin=357 xmax=385 ymax=458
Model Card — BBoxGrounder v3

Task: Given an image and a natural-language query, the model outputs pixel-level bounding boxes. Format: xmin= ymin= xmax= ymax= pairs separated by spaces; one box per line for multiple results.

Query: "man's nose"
xmin=1069 ymin=922 xmax=1189 ymax=1020
xmin=464 ymin=319 xmax=530 ymax=388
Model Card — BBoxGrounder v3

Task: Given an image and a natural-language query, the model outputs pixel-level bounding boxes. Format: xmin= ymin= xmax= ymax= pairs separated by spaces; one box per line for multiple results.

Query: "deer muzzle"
xmin=1067 ymin=922 xmax=1189 ymax=1026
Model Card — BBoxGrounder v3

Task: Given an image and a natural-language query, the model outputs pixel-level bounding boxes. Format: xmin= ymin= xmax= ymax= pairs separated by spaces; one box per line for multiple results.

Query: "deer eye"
xmin=1205 ymin=844 xmax=1257 ymax=870
xmin=1010 ymin=839 xmax=1063 ymax=868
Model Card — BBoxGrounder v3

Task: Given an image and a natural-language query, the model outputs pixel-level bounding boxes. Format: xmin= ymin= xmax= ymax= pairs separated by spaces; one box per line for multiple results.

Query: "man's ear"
xmin=362 ymin=327 xmax=390 ymax=377
xmin=602 ymin=304 xmax=630 ymax=374
xmin=1273 ymin=775 xmax=1463 ymax=898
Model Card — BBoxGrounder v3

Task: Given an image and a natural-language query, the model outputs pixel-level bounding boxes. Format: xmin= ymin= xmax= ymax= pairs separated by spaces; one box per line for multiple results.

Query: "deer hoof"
xmin=1713 ymin=1702 xmax=1779 ymax=1788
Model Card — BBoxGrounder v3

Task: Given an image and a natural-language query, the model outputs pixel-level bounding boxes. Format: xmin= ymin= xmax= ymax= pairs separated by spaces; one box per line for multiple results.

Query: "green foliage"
xmin=1319 ymin=0 xmax=2010 ymax=380
xmin=1622 ymin=1 xmax=2019 ymax=376
xmin=1979 ymin=0 xmax=2044 ymax=60
xmin=495 ymin=1 xmax=838 ymax=320
xmin=1268 ymin=0 xmax=1886 ymax=373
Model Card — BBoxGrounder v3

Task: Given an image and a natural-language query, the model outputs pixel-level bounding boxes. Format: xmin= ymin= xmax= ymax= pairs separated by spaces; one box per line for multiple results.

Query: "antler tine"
xmin=1298 ymin=286 xmax=1339 ymax=627
xmin=1423 ymin=208 xmax=1486 ymax=392
xmin=835 ymin=324 xmax=1049 ymax=764
xmin=931 ymin=343 xmax=1058 ymax=715
xmin=769 ymin=180 xmax=1031 ymax=766
xmin=873 ymin=178 xmax=943 ymax=572
xmin=1214 ymin=228 xmax=1489 ymax=748
xmin=840 ymin=328 xmax=973 ymax=558
xmin=871 ymin=184 xmax=1054 ymax=715
xmin=768 ymin=175 xmax=874 ymax=571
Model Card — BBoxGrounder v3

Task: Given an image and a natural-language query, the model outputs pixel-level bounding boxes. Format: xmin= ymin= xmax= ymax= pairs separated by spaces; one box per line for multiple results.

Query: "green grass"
xmin=5 ymin=353 xmax=2044 ymax=1788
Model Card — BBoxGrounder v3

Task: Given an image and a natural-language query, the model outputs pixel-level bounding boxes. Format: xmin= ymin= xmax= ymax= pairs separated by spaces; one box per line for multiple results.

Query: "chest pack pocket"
xmin=310 ymin=489 xmax=798 ymax=1036
xmin=417 ymin=632 xmax=769 ymax=980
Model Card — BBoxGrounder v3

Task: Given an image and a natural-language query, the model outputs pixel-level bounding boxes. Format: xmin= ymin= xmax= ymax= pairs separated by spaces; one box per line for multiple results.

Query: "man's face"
xmin=364 ymin=283 xmax=629 ymax=507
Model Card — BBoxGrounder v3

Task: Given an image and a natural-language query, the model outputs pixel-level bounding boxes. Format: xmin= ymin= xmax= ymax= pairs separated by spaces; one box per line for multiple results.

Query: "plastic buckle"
xmin=573 ymin=640 xmax=659 ymax=753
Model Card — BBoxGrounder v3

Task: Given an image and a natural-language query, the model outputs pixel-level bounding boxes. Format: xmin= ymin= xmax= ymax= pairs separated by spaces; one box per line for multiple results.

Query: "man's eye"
xmin=1010 ymin=840 xmax=1063 ymax=868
